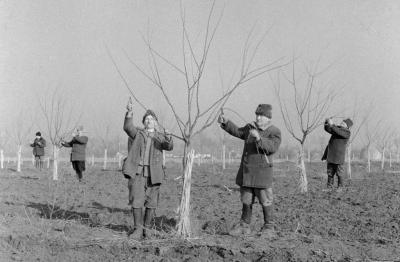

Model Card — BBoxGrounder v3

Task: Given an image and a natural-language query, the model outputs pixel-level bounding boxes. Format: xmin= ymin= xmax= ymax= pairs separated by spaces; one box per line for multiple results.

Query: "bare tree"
xmin=376 ymin=124 xmax=395 ymax=171
xmin=10 ymin=111 xmax=33 ymax=172
xmin=362 ymin=119 xmax=382 ymax=172
xmin=107 ymin=1 xmax=287 ymax=237
xmin=93 ymin=120 xmax=112 ymax=170
xmin=38 ymin=89 xmax=81 ymax=180
xmin=273 ymin=58 xmax=340 ymax=193
xmin=0 ymin=130 xmax=8 ymax=169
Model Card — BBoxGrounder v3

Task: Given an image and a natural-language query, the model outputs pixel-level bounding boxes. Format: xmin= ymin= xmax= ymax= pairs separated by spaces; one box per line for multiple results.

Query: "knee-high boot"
xmin=143 ymin=208 xmax=155 ymax=238
xmin=229 ymin=204 xmax=252 ymax=236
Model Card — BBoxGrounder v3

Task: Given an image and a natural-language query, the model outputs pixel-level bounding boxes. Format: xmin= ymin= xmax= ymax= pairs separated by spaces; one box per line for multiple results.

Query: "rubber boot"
xmin=143 ymin=208 xmax=155 ymax=239
xmin=129 ymin=208 xmax=143 ymax=240
xmin=76 ymin=171 xmax=83 ymax=182
xmin=260 ymin=205 xmax=274 ymax=235
xmin=229 ymin=204 xmax=252 ymax=236
xmin=337 ymin=173 xmax=343 ymax=188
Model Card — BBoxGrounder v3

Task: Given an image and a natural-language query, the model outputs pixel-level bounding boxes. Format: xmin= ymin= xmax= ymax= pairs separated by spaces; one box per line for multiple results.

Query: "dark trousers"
xmin=327 ymin=162 xmax=344 ymax=188
xmin=72 ymin=161 xmax=86 ymax=180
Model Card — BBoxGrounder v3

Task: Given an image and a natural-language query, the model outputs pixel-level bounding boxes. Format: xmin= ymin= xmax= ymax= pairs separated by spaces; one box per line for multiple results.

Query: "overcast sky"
xmin=1 ymin=0 xmax=400 ymax=148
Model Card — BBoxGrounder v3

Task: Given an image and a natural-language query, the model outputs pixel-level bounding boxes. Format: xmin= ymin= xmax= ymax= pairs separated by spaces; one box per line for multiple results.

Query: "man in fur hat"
xmin=321 ymin=118 xmax=352 ymax=192
xmin=218 ymin=104 xmax=281 ymax=236
xmin=30 ymin=131 xmax=46 ymax=169
xmin=122 ymin=99 xmax=174 ymax=240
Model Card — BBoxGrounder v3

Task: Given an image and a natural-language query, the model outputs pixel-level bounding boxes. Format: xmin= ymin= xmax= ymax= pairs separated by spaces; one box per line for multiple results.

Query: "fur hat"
xmin=35 ymin=132 xmax=41 ymax=136
xmin=142 ymin=109 xmax=158 ymax=124
xmin=343 ymin=118 xmax=353 ymax=128
xmin=255 ymin=104 xmax=272 ymax=119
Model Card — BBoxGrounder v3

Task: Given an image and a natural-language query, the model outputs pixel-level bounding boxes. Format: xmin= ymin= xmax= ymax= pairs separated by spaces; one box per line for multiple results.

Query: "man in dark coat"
xmin=218 ymin=104 xmax=281 ymax=236
xmin=123 ymin=99 xmax=174 ymax=240
xmin=61 ymin=126 xmax=88 ymax=182
xmin=30 ymin=132 xmax=46 ymax=169
xmin=321 ymin=118 xmax=352 ymax=191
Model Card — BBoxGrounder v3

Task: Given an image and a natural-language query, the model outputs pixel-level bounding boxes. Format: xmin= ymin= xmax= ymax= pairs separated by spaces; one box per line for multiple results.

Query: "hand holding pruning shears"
xmin=126 ymin=97 xmax=133 ymax=112
xmin=217 ymin=109 xmax=226 ymax=124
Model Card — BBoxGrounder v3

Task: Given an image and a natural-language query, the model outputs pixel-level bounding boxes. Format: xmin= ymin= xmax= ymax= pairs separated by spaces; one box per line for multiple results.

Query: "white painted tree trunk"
xmin=91 ymin=154 xmax=95 ymax=166
xmin=47 ymin=157 xmax=50 ymax=168
xmin=222 ymin=144 xmax=226 ymax=170
xmin=17 ymin=145 xmax=22 ymax=172
xmin=389 ymin=151 xmax=392 ymax=168
xmin=177 ymin=149 xmax=195 ymax=238
xmin=103 ymin=148 xmax=107 ymax=170
xmin=119 ymin=153 xmax=124 ymax=169
xmin=347 ymin=143 xmax=352 ymax=179
xmin=381 ymin=147 xmax=385 ymax=170
xmin=298 ymin=146 xmax=308 ymax=193
xmin=0 ymin=149 xmax=4 ymax=169
xmin=53 ymin=145 xmax=59 ymax=180
xmin=32 ymin=155 xmax=35 ymax=166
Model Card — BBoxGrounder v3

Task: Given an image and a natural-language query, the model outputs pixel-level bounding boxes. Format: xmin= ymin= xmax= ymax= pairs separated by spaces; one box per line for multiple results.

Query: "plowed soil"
xmin=0 ymin=161 xmax=399 ymax=261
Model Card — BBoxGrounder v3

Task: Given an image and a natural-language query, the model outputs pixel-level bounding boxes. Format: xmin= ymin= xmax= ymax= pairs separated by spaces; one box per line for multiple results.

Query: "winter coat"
xmin=62 ymin=136 xmax=88 ymax=161
xmin=321 ymin=122 xmax=350 ymax=165
xmin=30 ymin=137 xmax=46 ymax=156
xmin=221 ymin=120 xmax=281 ymax=188
xmin=122 ymin=114 xmax=174 ymax=185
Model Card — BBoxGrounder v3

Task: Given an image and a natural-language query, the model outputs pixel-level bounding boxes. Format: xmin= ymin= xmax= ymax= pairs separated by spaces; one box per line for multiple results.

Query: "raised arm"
xmin=123 ymin=113 xmax=139 ymax=139
xmin=73 ymin=136 xmax=88 ymax=144
xmin=221 ymin=120 xmax=248 ymax=140
xmin=61 ymin=140 xmax=72 ymax=148
xmin=324 ymin=123 xmax=350 ymax=139
xmin=123 ymin=98 xmax=139 ymax=139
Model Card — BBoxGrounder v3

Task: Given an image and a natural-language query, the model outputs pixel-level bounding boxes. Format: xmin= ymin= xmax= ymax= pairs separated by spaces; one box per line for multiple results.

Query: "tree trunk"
xmin=347 ymin=143 xmax=352 ymax=179
xmin=367 ymin=147 xmax=371 ymax=173
xmin=177 ymin=148 xmax=195 ymax=238
xmin=47 ymin=157 xmax=50 ymax=168
xmin=103 ymin=148 xmax=107 ymax=170
xmin=17 ymin=145 xmax=22 ymax=172
xmin=389 ymin=151 xmax=392 ymax=168
xmin=91 ymin=154 xmax=95 ymax=166
xmin=162 ymin=150 xmax=166 ymax=167
xmin=381 ymin=147 xmax=385 ymax=170
xmin=222 ymin=144 xmax=226 ymax=170
xmin=0 ymin=149 xmax=4 ymax=169
xmin=298 ymin=145 xmax=308 ymax=193
xmin=53 ymin=145 xmax=59 ymax=180
xmin=32 ymin=155 xmax=35 ymax=166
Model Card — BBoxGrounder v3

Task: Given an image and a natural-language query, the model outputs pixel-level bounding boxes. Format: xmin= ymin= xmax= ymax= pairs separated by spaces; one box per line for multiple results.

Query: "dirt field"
xmin=0 ymin=160 xmax=399 ymax=261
